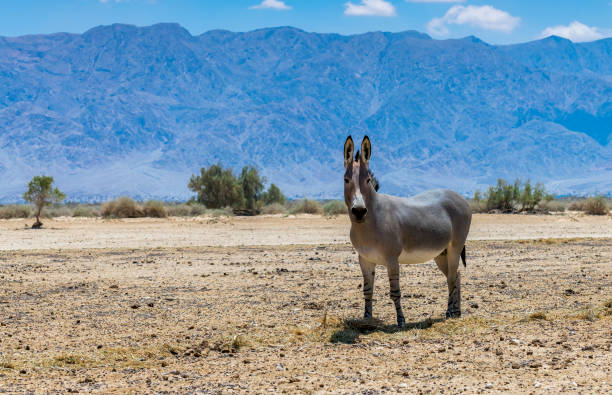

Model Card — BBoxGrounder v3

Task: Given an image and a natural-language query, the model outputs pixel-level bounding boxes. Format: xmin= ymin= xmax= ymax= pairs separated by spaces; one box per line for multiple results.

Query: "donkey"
xmin=343 ymin=135 xmax=472 ymax=327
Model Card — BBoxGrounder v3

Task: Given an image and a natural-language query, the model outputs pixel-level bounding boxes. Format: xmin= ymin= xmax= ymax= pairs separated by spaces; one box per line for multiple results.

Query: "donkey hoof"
xmin=397 ymin=317 xmax=405 ymax=328
xmin=445 ymin=310 xmax=461 ymax=319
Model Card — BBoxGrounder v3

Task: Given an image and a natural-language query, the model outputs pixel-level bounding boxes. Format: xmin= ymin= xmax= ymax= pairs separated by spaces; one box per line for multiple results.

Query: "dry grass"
xmin=102 ymin=197 xmax=144 ymax=218
xmin=0 ymin=205 xmax=31 ymax=219
xmin=261 ymin=203 xmax=286 ymax=214
xmin=323 ymin=200 xmax=347 ymax=216
xmin=143 ymin=200 xmax=168 ymax=218
xmin=288 ymin=199 xmax=323 ymax=215
xmin=583 ymin=197 xmax=609 ymax=215
xmin=527 ymin=311 xmax=547 ymax=320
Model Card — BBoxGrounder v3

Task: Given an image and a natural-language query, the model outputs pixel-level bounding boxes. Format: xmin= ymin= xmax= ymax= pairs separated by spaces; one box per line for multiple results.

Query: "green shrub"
xmin=474 ymin=179 xmax=555 ymax=213
xmin=102 ymin=197 xmax=144 ymax=218
xmin=323 ymin=200 xmax=347 ymax=216
xmin=288 ymin=199 xmax=323 ymax=215
xmin=238 ymin=165 xmax=265 ymax=210
xmin=143 ymin=200 xmax=168 ymax=218
xmin=0 ymin=205 xmax=32 ymax=219
xmin=188 ymin=164 xmax=244 ymax=209
xmin=261 ymin=203 xmax=286 ymax=214
xmin=261 ymin=184 xmax=286 ymax=205
xmin=583 ymin=197 xmax=609 ymax=215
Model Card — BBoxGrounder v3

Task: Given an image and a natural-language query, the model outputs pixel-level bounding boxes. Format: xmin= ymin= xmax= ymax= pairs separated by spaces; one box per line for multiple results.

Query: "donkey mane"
xmin=355 ymin=150 xmax=380 ymax=192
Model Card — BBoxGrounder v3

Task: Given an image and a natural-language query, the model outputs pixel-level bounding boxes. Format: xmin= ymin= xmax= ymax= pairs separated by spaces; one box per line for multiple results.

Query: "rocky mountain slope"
xmin=1 ymin=24 xmax=610 ymax=201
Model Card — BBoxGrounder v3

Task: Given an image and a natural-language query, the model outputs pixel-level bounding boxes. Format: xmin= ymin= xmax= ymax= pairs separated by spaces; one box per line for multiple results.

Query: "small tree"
xmin=23 ymin=175 xmax=66 ymax=228
xmin=261 ymin=183 xmax=286 ymax=205
xmin=238 ymin=165 xmax=265 ymax=210
xmin=188 ymin=164 xmax=244 ymax=209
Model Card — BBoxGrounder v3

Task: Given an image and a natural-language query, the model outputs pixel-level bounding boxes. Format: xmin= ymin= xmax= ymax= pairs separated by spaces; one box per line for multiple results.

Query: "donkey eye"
xmin=366 ymin=178 xmax=371 ymax=184
xmin=344 ymin=178 xmax=349 ymax=184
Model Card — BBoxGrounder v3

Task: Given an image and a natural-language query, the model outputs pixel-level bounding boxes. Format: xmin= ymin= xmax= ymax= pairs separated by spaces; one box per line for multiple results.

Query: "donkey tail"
xmin=461 ymin=246 xmax=466 ymax=267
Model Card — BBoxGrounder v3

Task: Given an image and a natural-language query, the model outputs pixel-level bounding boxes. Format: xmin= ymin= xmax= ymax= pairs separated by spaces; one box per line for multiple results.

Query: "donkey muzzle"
xmin=351 ymin=195 xmax=368 ymax=222
xmin=351 ymin=206 xmax=368 ymax=221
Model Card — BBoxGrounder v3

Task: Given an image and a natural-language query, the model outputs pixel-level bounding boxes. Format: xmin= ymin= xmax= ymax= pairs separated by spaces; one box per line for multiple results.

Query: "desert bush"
xmin=288 ymin=199 xmax=323 ymax=215
xmin=567 ymin=200 xmax=585 ymax=211
xmin=102 ymin=197 xmax=144 ymax=218
xmin=323 ymin=200 xmax=347 ymax=216
xmin=143 ymin=200 xmax=168 ymax=218
xmin=166 ymin=203 xmax=207 ymax=217
xmin=582 ymin=196 xmax=609 ymax=215
xmin=261 ymin=203 xmax=286 ymax=214
xmin=536 ymin=200 xmax=566 ymax=213
xmin=0 ymin=205 xmax=32 ymax=219
xmin=72 ymin=205 xmax=98 ymax=217
xmin=469 ymin=199 xmax=487 ymax=213
xmin=474 ymin=179 xmax=554 ymax=213
xmin=44 ymin=206 xmax=72 ymax=218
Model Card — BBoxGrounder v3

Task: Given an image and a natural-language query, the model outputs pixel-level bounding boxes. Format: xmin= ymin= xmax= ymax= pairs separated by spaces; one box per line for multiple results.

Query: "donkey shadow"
xmin=330 ymin=316 xmax=444 ymax=344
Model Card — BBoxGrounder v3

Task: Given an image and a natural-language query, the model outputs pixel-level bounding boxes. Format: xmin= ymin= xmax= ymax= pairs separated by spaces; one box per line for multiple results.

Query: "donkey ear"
xmin=344 ymin=136 xmax=354 ymax=168
xmin=360 ymin=135 xmax=371 ymax=164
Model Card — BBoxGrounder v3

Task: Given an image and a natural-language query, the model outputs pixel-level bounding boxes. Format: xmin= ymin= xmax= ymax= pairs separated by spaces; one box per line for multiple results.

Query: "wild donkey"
xmin=343 ymin=136 xmax=472 ymax=327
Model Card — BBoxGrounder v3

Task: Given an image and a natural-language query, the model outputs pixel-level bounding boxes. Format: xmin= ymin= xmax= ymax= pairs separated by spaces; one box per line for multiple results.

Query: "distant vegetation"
xmin=471 ymin=179 xmax=610 ymax=215
xmin=188 ymin=164 xmax=285 ymax=211
xmin=1 ymin=174 xmax=609 ymax=221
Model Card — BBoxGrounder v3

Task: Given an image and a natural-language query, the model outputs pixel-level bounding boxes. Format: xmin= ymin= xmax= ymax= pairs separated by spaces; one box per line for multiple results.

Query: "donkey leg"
xmin=358 ymin=256 xmax=375 ymax=319
xmin=445 ymin=248 xmax=462 ymax=319
xmin=387 ymin=260 xmax=405 ymax=327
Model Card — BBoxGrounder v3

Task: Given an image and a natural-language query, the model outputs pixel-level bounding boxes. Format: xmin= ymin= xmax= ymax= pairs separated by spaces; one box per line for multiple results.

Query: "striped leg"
xmin=358 ymin=255 xmax=375 ymax=319
xmin=445 ymin=248 xmax=462 ymax=318
xmin=387 ymin=259 xmax=405 ymax=327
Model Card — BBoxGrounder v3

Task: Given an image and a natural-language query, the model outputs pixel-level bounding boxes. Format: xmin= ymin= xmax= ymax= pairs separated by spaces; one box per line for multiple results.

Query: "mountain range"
xmin=1 ymin=23 xmax=611 ymax=202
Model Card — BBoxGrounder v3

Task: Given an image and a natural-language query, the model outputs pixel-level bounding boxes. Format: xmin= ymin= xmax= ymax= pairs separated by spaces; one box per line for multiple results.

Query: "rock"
xmin=130 ymin=304 xmax=140 ymax=309
xmin=470 ymin=302 xmax=479 ymax=309
xmin=276 ymin=363 xmax=285 ymax=371
xmin=510 ymin=339 xmax=521 ymax=346
xmin=530 ymin=362 xmax=542 ymax=368
xmin=581 ymin=345 xmax=594 ymax=351
xmin=485 ymin=383 xmax=493 ymax=389
xmin=511 ymin=362 xmax=520 ymax=369
xmin=534 ymin=381 xmax=541 ymax=388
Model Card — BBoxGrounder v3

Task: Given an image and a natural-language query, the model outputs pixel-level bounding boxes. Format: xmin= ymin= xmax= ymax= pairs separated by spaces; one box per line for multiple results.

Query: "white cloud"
xmin=344 ymin=0 xmax=397 ymax=17
xmin=428 ymin=5 xmax=520 ymax=35
xmin=540 ymin=21 xmax=605 ymax=42
xmin=407 ymin=0 xmax=464 ymax=3
xmin=249 ymin=0 xmax=291 ymax=10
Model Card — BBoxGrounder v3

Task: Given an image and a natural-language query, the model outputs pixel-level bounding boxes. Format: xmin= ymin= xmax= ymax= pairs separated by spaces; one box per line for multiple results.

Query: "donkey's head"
xmin=343 ymin=135 xmax=379 ymax=223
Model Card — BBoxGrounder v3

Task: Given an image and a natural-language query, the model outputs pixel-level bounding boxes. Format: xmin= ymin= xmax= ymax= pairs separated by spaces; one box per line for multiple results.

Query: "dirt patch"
xmin=0 ymin=217 xmax=611 ymax=392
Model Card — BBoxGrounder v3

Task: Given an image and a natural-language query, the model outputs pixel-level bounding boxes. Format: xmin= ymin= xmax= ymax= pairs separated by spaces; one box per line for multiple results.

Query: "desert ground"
xmin=0 ymin=213 xmax=611 ymax=393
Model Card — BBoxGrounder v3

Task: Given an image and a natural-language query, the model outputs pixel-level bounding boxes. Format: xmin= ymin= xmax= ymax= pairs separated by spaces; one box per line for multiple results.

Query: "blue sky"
xmin=0 ymin=0 xmax=610 ymax=44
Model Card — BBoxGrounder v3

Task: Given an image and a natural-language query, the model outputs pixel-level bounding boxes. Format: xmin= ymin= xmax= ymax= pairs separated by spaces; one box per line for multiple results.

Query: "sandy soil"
xmin=1 ymin=212 xmax=611 ymax=251
xmin=0 ymin=214 xmax=611 ymax=393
